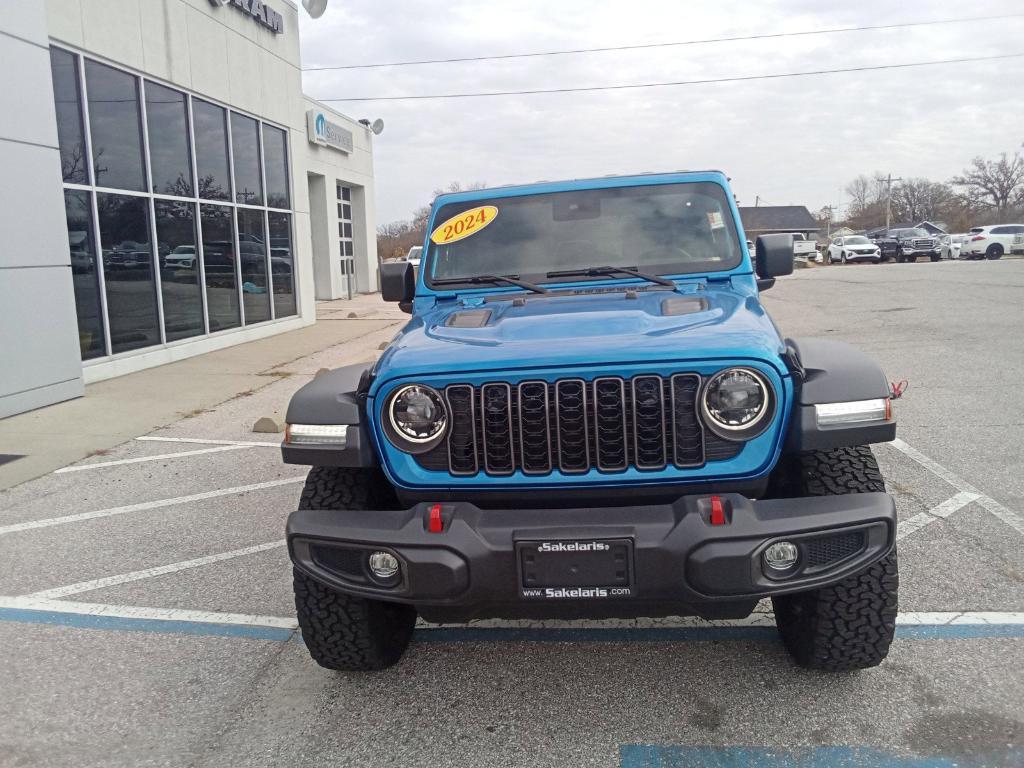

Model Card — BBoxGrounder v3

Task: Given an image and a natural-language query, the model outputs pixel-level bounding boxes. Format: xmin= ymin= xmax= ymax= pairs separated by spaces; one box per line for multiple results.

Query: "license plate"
xmin=516 ymin=539 xmax=633 ymax=599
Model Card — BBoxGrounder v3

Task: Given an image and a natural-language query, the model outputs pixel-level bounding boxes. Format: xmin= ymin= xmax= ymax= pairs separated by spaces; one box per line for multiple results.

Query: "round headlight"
xmin=701 ymin=367 xmax=773 ymax=440
xmin=386 ymin=384 xmax=448 ymax=448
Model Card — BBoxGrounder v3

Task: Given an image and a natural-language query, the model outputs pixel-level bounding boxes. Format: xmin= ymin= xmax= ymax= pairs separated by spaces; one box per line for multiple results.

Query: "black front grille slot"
xmin=593 ymin=378 xmax=627 ymax=470
xmin=445 ymin=385 xmax=477 ymax=475
xmin=414 ymin=372 xmax=751 ymax=476
xmin=555 ymin=379 xmax=590 ymax=473
xmin=631 ymin=376 xmax=667 ymax=469
xmin=670 ymin=374 xmax=703 ymax=466
xmin=518 ymin=381 xmax=551 ymax=474
xmin=481 ymin=383 xmax=514 ymax=475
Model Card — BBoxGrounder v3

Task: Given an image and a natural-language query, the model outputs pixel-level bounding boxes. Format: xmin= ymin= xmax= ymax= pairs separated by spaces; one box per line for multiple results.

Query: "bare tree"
xmin=377 ymin=181 xmax=488 ymax=263
xmin=951 ymin=153 xmax=1024 ymax=215
xmin=890 ymin=179 xmax=954 ymax=224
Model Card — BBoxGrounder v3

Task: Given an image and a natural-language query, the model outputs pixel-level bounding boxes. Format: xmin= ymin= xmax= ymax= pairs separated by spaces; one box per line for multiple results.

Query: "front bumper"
xmin=288 ymin=491 xmax=896 ymax=622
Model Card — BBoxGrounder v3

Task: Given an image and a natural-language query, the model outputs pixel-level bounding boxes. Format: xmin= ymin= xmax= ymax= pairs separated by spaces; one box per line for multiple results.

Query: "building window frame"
xmin=52 ymin=45 xmax=299 ymax=367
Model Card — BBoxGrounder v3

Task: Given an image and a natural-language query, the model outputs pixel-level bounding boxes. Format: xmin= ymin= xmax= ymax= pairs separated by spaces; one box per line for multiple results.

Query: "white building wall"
xmin=0 ymin=2 xmax=85 ymax=418
xmin=301 ymin=98 xmax=378 ymax=299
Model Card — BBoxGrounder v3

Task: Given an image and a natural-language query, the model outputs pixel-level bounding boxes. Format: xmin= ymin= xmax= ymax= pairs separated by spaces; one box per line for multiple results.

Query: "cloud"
xmin=299 ymin=0 xmax=1024 ymax=223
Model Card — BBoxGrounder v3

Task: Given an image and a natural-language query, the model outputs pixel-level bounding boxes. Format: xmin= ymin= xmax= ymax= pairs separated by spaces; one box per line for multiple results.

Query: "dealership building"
xmin=1 ymin=0 xmax=379 ymax=418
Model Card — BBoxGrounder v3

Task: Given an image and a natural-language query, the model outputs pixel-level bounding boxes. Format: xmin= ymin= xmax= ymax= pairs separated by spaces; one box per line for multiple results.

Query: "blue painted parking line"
xmin=618 ymin=745 xmax=1024 ymax=767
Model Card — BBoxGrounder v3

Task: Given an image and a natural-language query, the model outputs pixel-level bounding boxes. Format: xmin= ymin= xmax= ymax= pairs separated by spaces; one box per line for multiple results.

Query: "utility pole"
xmin=876 ymin=173 xmax=903 ymax=231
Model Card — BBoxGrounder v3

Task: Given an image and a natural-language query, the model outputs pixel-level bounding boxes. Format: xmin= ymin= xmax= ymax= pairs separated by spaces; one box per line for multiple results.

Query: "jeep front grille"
xmin=415 ymin=374 xmax=742 ymax=477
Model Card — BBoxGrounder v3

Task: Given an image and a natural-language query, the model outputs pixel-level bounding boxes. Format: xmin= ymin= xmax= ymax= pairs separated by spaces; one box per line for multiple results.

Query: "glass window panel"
xmin=269 ymin=212 xmax=296 ymax=318
xmin=155 ymin=200 xmax=204 ymax=342
xmin=96 ymin=194 xmax=159 ymax=353
xmin=85 ymin=61 xmax=145 ymax=191
xmin=237 ymin=208 xmax=270 ymax=323
xmin=146 ymin=82 xmax=193 ymax=196
xmin=341 ymin=186 xmax=351 ymax=201
xmin=64 ymin=190 xmax=105 ymax=358
xmin=343 ymin=222 xmax=353 ymax=239
xmin=230 ymin=113 xmax=263 ymax=205
xmin=50 ymin=50 xmax=88 ymax=185
xmin=262 ymin=124 xmax=289 ymax=208
xmin=342 ymin=203 xmax=351 ymax=219
xmin=192 ymin=100 xmax=231 ymax=201
xmin=199 ymin=204 xmax=240 ymax=331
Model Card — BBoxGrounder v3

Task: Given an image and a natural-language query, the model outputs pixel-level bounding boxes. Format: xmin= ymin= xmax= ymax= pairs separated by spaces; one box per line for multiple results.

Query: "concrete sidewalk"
xmin=0 ymin=296 xmax=405 ymax=490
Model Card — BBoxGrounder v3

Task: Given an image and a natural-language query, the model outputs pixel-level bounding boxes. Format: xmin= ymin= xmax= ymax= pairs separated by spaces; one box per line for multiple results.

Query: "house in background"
xmin=738 ymin=206 xmax=820 ymax=241
xmin=867 ymin=221 xmax=948 ymax=237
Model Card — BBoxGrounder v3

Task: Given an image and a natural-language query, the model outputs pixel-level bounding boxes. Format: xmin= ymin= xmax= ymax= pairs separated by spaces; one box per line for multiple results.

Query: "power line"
xmin=302 ymin=13 xmax=1024 ymax=71
xmin=318 ymin=52 xmax=1024 ymax=102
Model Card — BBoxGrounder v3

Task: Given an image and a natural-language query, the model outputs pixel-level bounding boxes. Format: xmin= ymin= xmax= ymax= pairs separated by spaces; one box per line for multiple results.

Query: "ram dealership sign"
xmin=208 ymin=0 xmax=284 ymax=34
xmin=306 ymin=110 xmax=353 ymax=154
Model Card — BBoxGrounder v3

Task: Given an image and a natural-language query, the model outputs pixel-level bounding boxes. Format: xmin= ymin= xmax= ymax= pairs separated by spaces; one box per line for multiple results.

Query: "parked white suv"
xmin=961 ymin=225 xmax=1024 ymax=260
xmin=826 ymin=235 xmax=881 ymax=264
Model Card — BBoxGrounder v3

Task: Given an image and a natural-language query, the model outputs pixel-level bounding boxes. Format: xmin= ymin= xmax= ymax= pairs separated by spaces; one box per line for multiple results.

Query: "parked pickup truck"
xmin=890 ymin=228 xmax=941 ymax=263
xmin=791 ymin=233 xmax=819 ymax=261
xmin=281 ymin=171 xmax=899 ymax=673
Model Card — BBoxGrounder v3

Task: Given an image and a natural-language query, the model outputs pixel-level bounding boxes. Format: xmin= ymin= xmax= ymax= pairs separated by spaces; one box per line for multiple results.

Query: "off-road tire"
xmin=292 ymin=467 xmax=416 ymax=671
xmin=294 ymin=567 xmax=416 ymax=671
xmin=771 ymin=446 xmax=898 ymax=671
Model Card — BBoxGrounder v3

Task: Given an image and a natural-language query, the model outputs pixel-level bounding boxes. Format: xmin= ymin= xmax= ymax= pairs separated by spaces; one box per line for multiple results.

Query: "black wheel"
xmin=986 ymin=244 xmax=1004 ymax=260
xmin=292 ymin=467 xmax=416 ymax=671
xmin=770 ymin=447 xmax=898 ymax=671
xmin=930 ymin=254 xmax=940 ymax=262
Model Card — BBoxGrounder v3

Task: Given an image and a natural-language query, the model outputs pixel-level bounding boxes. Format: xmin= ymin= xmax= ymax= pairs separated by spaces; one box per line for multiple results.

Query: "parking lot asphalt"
xmin=1 ymin=260 xmax=1022 ymax=768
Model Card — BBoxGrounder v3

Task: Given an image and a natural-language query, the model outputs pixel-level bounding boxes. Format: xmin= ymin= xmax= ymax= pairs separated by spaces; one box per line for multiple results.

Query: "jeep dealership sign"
xmin=306 ymin=110 xmax=353 ymax=154
xmin=208 ymin=0 xmax=284 ymax=34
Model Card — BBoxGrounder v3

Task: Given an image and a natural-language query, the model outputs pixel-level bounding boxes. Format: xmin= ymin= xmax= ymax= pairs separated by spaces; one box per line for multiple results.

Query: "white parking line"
xmin=0 ymin=595 xmax=1020 ymax=636
xmin=28 ymin=541 xmax=286 ymax=599
xmin=0 ymin=595 xmax=298 ymax=630
xmin=0 ymin=476 xmax=305 ymax=536
xmin=137 ymin=436 xmax=281 ymax=448
xmin=55 ymin=445 xmax=253 ymax=473
xmin=890 ymin=438 xmax=1024 ymax=536
xmin=896 ymin=491 xmax=981 ymax=541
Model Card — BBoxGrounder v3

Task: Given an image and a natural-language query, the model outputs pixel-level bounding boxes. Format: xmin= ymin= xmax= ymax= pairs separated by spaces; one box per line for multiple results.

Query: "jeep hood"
xmin=373 ymin=284 xmax=788 ymax=384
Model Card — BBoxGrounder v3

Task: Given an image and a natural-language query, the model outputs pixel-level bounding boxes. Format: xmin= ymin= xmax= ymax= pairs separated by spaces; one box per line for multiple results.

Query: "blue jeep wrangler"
xmin=283 ymin=171 xmax=898 ymax=672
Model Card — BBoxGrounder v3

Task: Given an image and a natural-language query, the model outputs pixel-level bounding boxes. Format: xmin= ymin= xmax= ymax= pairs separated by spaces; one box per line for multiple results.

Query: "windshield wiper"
xmin=544 ymin=265 xmax=675 ymax=288
xmin=431 ymin=274 xmax=549 ymax=294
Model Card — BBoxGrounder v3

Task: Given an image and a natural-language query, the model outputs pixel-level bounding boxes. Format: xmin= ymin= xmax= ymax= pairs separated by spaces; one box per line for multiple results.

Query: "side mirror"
xmin=754 ymin=233 xmax=794 ymax=290
xmin=380 ymin=260 xmax=415 ymax=307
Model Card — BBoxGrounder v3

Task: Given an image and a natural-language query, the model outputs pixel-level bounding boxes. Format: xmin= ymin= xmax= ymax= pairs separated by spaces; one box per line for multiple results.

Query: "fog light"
xmin=764 ymin=541 xmax=799 ymax=571
xmin=367 ymin=551 xmax=400 ymax=580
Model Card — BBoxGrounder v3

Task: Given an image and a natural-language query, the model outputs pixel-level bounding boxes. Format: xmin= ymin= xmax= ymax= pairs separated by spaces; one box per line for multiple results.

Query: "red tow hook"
xmin=709 ymin=495 xmax=728 ymax=526
xmin=427 ymin=503 xmax=444 ymax=533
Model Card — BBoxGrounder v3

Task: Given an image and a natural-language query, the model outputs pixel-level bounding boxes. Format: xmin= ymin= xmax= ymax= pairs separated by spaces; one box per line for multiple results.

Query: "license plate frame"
xmin=516 ymin=538 xmax=634 ymax=600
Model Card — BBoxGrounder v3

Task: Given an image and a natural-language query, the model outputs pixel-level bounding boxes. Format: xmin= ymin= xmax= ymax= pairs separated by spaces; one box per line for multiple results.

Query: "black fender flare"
xmin=784 ymin=337 xmax=896 ymax=452
xmin=281 ymin=363 xmax=380 ymax=467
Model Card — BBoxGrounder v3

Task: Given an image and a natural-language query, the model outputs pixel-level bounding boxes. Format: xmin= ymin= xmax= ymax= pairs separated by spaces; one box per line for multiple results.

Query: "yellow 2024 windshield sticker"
xmin=430 ymin=205 xmax=498 ymax=245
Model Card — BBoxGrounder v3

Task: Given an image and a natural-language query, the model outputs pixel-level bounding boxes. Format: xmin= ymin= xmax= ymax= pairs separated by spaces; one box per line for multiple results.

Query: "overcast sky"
xmin=298 ymin=0 xmax=1024 ymax=225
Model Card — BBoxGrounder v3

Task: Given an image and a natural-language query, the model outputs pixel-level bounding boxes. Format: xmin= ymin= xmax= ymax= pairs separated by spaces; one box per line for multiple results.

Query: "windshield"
xmin=425 ymin=181 xmax=743 ymax=285
xmin=845 ymin=236 xmax=870 ymax=245
xmin=896 ymin=228 xmax=928 ymax=237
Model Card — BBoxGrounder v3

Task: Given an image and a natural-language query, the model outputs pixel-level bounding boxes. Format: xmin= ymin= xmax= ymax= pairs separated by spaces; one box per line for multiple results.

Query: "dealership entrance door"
xmin=308 ymin=172 xmax=366 ymax=301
